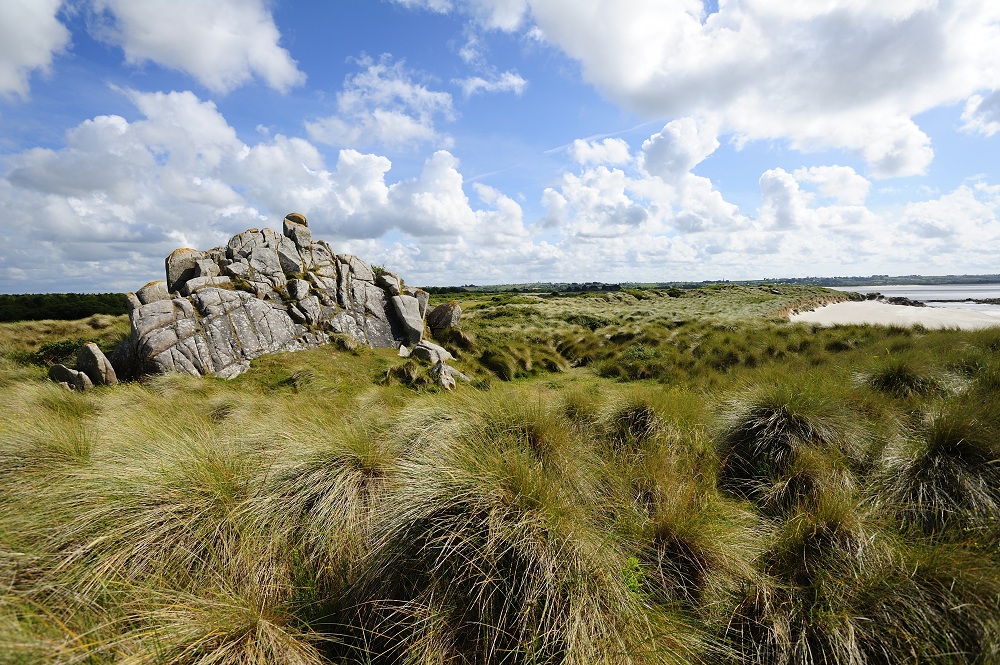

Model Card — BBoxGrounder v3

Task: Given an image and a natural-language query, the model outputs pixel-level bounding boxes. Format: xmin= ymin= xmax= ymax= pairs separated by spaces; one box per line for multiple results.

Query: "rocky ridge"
xmin=100 ymin=213 xmax=460 ymax=383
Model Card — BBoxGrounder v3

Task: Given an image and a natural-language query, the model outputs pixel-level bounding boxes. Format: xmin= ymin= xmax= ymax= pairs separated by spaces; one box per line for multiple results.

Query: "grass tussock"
xmin=342 ymin=391 xmax=710 ymax=664
xmin=858 ymin=354 xmax=941 ymax=398
xmin=715 ymin=380 xmax=867 ymax=506
xmin=876 ymin=402 xmax=1000 ymax=534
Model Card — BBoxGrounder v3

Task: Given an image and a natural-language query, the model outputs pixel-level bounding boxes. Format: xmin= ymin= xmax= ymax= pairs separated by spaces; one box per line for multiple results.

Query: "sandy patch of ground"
xmin=790 ymin=301 xmax=1000 ymax=330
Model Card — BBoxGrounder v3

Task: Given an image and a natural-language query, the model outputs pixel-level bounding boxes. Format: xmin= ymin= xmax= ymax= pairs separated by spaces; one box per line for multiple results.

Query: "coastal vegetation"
xmin=1 ymin=284 xmax=998 ymax=664
xmin=0 ymin=294 xmax=129 ymax=323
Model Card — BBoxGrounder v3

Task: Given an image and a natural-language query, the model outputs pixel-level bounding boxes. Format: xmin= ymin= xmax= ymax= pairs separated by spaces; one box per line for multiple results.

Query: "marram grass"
xmin=715 ymin=379 xmax=869 ymax=505
xmin=344 ymin=391 xmax=711 ymax=664
xmin=875 ymin=401 xmax=1000 ymax=535
xmin=2 ymin=297 xmax=1000 ymax=663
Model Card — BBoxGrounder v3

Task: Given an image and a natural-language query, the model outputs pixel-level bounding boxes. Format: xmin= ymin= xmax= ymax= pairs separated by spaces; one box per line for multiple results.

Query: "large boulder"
xmin=113 ymin=215 xmax=434 ymax=379
xmin=76 ymin=342 xmax=118 ymax=386
xmin=426 ymin=302 xmax=462 ymax=334
xmin=136 ymin=280 xmax=169 ymax=305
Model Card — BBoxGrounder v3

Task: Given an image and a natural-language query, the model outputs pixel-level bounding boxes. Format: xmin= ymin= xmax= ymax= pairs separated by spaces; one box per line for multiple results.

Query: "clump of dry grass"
xmin=344 ymin=390 xmax=710 ymax=663
xmin=715 ymin=380 xmax=868 ymax=506
xmin=875 ymin=402 xmax=1000 ymax=534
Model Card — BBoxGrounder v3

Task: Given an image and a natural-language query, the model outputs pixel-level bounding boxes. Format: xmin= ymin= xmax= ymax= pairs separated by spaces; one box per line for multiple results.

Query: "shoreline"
xmin=789 ymin=300 xmax=1000 ymax=330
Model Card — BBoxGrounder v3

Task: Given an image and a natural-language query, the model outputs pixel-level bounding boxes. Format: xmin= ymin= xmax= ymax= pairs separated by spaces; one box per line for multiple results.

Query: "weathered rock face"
xmin=426 ymin=302 xmax=462 ymax=334
xmin=112 ymin=213 xmax=430 ymax=380
xmin=76 ymin=342 xmax=118 ymax=386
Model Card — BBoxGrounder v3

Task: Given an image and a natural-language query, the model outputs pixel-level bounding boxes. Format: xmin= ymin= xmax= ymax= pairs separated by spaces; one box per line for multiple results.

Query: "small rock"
xmin=377 ymin=271 xmax=402 ymax=296
xmin=392 ymin=295 xmax=424 ymax=345
xmin=48 ymin=364 xmax=93 ymax=391
xmin=405 ymin=286 xmax=430 ymax=318
xmin=430 ymin=361 xmax=471 ymax=390
xmin=275 ymin=235 xmax=304 ymax=275
xmin=73 ymin=372 xmax=93 ymax=392
xmin=165 ymin=248 xmax=202 ymax=293
xmin=340 ymin=254 xmax=374 ymax=282
xmin=193 ymin=260 xmax=219 ymax=279
xmin=412 ymin=340 xmax=453 ymax=364
xmin=287 ymin=278 xmax=311 ymax=301
xmin=298 ymin=295 xmax=322 ymax=324
xmin=398 ymin=344 xmax=411 ymax=357
xmin=283 ymin=213 xmax=313 ymax=254
xmin=48 ymin=364 xmax=76 ymax=384
xmin=180 ymin=276 xmax=233 ymax=296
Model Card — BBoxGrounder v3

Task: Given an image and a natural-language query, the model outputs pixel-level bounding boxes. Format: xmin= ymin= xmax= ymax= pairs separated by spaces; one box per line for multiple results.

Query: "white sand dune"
xmin=790 ymin=301 xmax=1000 ymax=330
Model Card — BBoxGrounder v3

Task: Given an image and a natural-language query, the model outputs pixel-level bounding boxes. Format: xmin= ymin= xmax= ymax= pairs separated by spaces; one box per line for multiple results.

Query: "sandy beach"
xmin=790 ymin=300 xmax=1000 ymax=330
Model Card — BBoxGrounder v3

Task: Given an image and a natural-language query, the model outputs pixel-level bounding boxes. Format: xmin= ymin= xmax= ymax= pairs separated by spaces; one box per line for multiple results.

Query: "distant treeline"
xmin=420 ymin=286 xmax=472 ymax=295
xmin=0 ymin=293 xmax=129 ymax=322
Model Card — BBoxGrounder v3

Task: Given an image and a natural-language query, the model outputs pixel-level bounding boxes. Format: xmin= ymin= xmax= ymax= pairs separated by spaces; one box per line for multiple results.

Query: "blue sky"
xmin=1 ymin=0 xmax=999 ymax=292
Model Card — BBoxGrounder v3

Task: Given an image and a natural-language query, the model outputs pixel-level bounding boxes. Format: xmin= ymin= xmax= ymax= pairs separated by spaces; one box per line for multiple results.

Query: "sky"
xmin=1 ymin=0 xmax=999 ymax=293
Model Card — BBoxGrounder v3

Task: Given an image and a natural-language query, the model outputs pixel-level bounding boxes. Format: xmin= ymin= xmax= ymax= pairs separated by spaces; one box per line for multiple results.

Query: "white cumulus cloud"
xmin=962 ymin=91 xmax=1000 ymax=137
xmin=640 ymin=117 xmax=720 ymax=181
xmin=87 ymin=0 xmax=304 ymax=93
xmin=0 ymin=0 xmax=70 ymax=98
xmin=402 ymin=0 xmax=1000 ymax=179
xmin=792 ymin=166 xmax=870 ymax=205
xmin=306 ymin=55 xmax=455 ymax=150
xmin=0 ymin=88 xmax=536 ymax=290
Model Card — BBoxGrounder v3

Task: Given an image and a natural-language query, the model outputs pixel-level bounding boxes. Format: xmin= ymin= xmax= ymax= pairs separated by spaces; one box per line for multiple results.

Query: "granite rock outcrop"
xmin=111 ymin=213 xmax=434 ymax=380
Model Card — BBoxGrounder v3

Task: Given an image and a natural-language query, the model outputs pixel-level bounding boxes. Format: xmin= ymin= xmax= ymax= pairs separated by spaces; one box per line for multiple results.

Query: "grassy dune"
xmin=1 ymin=285 xmax=999 ymax=664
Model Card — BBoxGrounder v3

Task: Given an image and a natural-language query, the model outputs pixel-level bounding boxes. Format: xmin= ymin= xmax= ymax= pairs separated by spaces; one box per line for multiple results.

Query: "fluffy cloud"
xmin=401 ymin=0 xmax=1000 ymax=178
xmin=901 ymin=186 xmax=999 ymax=243
xmin=531 ymin=118 xmax=1000 ymax=281
xmin=568 ymin=138 xmax=631 ymax=165
xmin=306 ymin=55 xmax=454 ymax=150
xmin=0 ymin=88 xmax=530 ymax=290
xmin=543 ymin=121 xmax=746 ymax=244
xmin=455 ymin=70 xmax=527 ymax=97
xmin=2 ymin=85 xmax=998 ymax=291
xmin=962 ymin=91 xmax=1000 ymax=137
xmin=0 ymin=0 xmax=70 ymax=97
xmin=640 ymin=117 xmax=720 ymax=181
xmin=792 ymin=166 xmax=870 ymax=205
xmin=87 ymin=0 xmax=304 ymax=93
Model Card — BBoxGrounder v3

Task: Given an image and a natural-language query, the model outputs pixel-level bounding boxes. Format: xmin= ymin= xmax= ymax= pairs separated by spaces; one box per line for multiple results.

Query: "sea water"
xmin=831 ymin=284 xmax=1000 ymax=313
